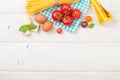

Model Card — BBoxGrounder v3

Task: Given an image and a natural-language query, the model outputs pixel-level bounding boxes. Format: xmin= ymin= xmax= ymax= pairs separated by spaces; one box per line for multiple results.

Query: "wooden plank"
xmin=0 ymin=0 xmax=25 ymax=13
xmin=0 ymin=43 xmax=120 ymax=71
xmin=0 ymin=72 xmax=120 ymax=80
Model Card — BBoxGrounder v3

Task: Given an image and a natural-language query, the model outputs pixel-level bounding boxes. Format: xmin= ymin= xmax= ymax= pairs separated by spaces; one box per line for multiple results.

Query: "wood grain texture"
xmin=0 ymin=0 xmax=120 ymax=74
xmin=0 ymin=72 xmax=120 ymax=80
xmin=0 ymin=43 xmax=120 ymax=72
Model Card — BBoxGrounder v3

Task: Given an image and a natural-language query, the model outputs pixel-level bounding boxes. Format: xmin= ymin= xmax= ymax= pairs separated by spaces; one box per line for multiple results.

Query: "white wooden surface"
xmin=0 ymin=0 xmax=120 ymax=79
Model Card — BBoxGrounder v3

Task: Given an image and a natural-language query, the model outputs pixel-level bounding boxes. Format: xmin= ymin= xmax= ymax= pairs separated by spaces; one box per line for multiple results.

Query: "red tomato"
xmin=52 ymin=10 xmax=63 ymax=21
xmin=72 ymin=9 xmax=82 ymax=19
xmin=62 ymin=15 xmax=73 ymax=26
xmin=57 ymin=28 xmax=63 ymax=34
xmin=60 ymin=14 xmax=70 ymax=22
xmin=61 ymin=4 xmax=72 ymax=15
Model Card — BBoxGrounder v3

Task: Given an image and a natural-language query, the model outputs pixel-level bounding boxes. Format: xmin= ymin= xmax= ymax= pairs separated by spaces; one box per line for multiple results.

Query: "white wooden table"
xmin=0 ymin=0 xmax=120 ymax=80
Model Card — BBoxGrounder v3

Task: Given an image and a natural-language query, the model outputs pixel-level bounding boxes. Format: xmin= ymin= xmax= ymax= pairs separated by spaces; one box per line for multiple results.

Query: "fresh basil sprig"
xmin=19 ymin=24 xmax=37 ymax=32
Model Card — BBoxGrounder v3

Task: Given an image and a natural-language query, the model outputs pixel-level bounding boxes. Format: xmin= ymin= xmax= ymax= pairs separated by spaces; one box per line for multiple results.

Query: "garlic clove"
xmin=34 ymin=25 xmax=40 ymax=33
xmin=23 ymin=30 xmax=31 ymax=36
xmin=31 ymin=24 xmax=40 ymax=33
xmin=23 ymin=17 xmax=32 ymax=24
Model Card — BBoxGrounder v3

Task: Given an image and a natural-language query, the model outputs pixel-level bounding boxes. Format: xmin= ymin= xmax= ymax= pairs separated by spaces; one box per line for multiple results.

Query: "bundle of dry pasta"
xmin=26 ymin=0 xmax=78 ymax=15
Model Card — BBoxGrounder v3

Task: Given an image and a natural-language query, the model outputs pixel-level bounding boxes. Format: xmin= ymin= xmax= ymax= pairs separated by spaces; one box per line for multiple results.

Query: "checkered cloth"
xmin=40 ymin=0 xmax=90 ymax=32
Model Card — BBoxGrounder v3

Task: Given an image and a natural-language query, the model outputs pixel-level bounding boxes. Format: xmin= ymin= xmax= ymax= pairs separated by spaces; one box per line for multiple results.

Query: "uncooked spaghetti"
xmin=26 ymin=0 xmax=78 ymax=15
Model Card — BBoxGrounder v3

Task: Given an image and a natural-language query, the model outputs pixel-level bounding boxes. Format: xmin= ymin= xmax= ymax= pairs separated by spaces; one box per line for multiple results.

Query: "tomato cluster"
xmin=52 ymin=4 xmax=82 ymax=26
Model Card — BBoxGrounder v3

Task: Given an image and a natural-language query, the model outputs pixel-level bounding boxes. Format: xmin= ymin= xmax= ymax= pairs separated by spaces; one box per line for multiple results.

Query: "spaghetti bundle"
xmin=26 ymin=0 xmax=78 ymax=15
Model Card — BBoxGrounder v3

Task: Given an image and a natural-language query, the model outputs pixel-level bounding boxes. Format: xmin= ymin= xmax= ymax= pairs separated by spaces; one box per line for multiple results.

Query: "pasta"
xmin=26 ymin=0 xmax=78 ymax=15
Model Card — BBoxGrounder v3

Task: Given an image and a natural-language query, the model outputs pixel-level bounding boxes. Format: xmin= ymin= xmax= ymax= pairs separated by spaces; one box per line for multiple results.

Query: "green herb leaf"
xmin=19 ymin=24 xmax=37 ymax=32
xmin=28 ymin=24 xmax=37 ymax=30
xmin=89 ymin=23 xmax=95 ymax=29
xmin=19 ymin=25 xmax=28 ymax=32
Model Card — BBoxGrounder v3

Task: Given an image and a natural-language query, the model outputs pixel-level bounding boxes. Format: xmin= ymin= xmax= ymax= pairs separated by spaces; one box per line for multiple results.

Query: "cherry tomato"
xmin=61 ymin=4 xmax=72 ymax=15
xmin=86 ymin=16 xmax=92 ymax=22
xmin=57 ymin=28 xmax=63 ymax=34
xmin=60 ymin=14 xmax=70 ymax=22
xmin=52 ymin=10 xmax=63 ymax=21
xmin=81 ymin=21 xmax=88 ymax=28
xmin=62 ymin=15 xmax=73 ymax=26
xmin=72 ymin=9 xmax=82 ymax=19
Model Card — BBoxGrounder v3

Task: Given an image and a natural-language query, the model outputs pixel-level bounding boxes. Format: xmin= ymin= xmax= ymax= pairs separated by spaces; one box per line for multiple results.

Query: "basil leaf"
xmin=19 ymin=24 xmax=37 ymax=32
xmin=19 ymin=25 xmax=28 ymax=32
xmin=28 ymin=24 xmax=37 ymax=30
